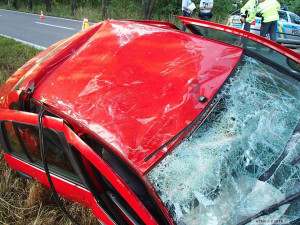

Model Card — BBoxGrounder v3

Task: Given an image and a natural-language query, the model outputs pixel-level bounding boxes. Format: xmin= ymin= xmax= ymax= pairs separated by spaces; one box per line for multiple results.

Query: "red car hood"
xmin=26 ymin=20 xmax=242 ymax=173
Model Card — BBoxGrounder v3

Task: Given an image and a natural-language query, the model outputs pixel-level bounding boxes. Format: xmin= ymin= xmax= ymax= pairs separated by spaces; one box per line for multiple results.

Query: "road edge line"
xmin=0 ymin=33 xmax=46 ymax=50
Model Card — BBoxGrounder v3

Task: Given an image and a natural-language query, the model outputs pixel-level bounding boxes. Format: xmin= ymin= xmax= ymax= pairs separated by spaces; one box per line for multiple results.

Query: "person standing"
xmin=181 ymin=0 xmax=194 ymax=31
xmin=256 ymin=0 xmax=280 ymax=42
xmin=240 ymin=0 xmax=258 ymax=31
xmin=199 ymin=0 xmax=214 ymax=21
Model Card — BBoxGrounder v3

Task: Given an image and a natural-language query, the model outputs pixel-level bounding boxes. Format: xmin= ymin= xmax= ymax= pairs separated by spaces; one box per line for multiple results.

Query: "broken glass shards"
xmin=148 ymin=56 xmax=300 ymax=225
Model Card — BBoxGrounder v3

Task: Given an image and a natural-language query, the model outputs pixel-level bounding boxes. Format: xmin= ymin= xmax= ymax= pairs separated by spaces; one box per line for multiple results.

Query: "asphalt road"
xmin=0 ymin=9 xmax=84 ymax=49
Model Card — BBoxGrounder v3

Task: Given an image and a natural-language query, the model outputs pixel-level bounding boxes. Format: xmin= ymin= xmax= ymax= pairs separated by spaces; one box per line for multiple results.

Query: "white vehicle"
xmin=226 ymin=9 xmax=300 ymax=47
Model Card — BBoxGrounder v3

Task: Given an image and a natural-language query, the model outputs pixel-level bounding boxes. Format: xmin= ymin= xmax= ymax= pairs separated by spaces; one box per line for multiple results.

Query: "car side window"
xmin=82 ymin=135 xmax=167 ymax=225
xmin=1 ymin=121 xmax=81 ymax=184
xmin=289 ymin=13 xmax=300 ymax=24
xmin=278 ymin=11 xmax=288 ymax=22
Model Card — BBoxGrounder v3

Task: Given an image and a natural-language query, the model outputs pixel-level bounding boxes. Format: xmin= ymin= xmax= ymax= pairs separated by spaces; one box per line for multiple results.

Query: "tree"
xmin=28 ymin=0 xmax=33 ymax=10
xmin=286 ymin=0 xmax=300 ymax=15
xmin=212 ymin=0 xmax=234 ymax=22
xmin=45 ymin=0 xmax=52 ymax=12
xmin=12 ymin=0 xmax=18 ymax=9
xmin=71 ymin=0 xmax=77 ymax=16
xmin=142 ymin=0 xmax=156 ymax=20
xmin=102 ymin=0 xmax=107 ymax=18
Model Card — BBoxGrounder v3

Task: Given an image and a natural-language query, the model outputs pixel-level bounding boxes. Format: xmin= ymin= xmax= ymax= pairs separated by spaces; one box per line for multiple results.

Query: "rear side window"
xmin=289 ymin=13 xmax=299 ymax=24
xmin=278 ymin=11 xmax=288 ymax=22
xmin=1 ymin=121 xmax=81 ymax=183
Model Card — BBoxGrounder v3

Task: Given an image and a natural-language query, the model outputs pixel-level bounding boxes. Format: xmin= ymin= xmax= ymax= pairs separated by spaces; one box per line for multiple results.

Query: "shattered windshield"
xmin=148 ymin=56 xmax=300 ymax=225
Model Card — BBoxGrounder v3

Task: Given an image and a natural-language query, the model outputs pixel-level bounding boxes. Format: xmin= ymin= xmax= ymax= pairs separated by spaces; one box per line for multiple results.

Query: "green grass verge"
xmin=0 ymin=36 xmax=41 ymax=86
xmin=0 ymin=36 xmax=97 ymax=224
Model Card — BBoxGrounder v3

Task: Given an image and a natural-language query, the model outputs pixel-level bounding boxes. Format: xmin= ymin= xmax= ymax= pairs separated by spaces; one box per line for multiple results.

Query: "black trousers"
xmin=199 ymin=12 xmax=212 ymax=21
xmin=244 ymin=22 xmax=251 ymax=32
xmin=181 ymin=11 xmax=191 ymax=31
xmin=260 ymin=21 xmax=278 ymax=42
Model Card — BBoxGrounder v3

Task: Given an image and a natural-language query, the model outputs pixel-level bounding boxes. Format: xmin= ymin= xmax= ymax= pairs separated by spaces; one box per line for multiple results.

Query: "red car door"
xmin=0 ymin=109 xmax=157 ymax=224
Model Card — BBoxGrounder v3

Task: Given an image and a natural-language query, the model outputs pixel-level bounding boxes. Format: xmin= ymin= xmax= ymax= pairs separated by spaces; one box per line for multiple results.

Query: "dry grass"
xmin=0 ymin=148 xmax=99 ymax=225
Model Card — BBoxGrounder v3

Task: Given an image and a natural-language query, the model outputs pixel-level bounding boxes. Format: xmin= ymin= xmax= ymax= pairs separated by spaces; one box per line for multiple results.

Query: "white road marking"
xmin=35 ymin=22 xmax=75 ymax=30
xmin=0 ymin=33 xmax=46 ymax=50
xmin=0 ymin=9 xmax=82 ymax=23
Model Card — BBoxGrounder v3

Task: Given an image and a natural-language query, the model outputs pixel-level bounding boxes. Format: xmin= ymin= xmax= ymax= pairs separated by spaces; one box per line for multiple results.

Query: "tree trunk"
xmin=45 ymin=0 xmax=52 ymax=12
xmin=102 ymin=0 xmax=107 ymax=18
xmin=12 ymin=0 xmax=18 ymax=9
xmin=147 ymin=0 xmax=155 ymax=20
xmin=8 ymin=0 xmax=10 ymax=8
xmin=71 ymin=0 xmax=77 ymax=16
xmin=142 ymin=0 xmax=156 ymax=20
xmin=28 ymin=0 xmax=32 ymax=10
xmin=142 ymin=0 xmax=146 ymax=19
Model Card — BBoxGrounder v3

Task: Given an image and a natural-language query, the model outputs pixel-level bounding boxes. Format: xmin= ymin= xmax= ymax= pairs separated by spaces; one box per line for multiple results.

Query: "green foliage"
xmin=1 ymin=0 xmax=297 ymax=27
xmin=287 ymin=0 xmax=300 ymax=15
xmin=212 ymin=0 xmax=235 ymax=23
xmin=0 ymin=0 xmax=237 ymax=24
xmin=155 ymin=0 xmax=181 ymax=15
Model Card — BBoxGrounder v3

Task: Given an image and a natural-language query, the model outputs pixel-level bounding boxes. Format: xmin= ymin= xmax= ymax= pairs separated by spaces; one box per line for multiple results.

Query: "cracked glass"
xmin=148 ymin=56 xmax=300 ymax=225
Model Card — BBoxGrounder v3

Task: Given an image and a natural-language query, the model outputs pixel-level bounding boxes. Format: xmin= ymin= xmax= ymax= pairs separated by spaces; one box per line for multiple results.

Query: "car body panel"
xmin=4 ymin=153 xmax=118 ymax=225
xmin=0 ymin=109 xmax=158 ymax=224
xmin=0 ymin=17 xmax=299 ymax=224
xmin=7 ymin=20 xmax=243 ymax=174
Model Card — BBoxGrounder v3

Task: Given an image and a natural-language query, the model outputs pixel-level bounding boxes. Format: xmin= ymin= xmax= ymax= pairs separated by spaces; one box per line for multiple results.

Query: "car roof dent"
xmin=29 ymin=20 xmax=243 ymax=174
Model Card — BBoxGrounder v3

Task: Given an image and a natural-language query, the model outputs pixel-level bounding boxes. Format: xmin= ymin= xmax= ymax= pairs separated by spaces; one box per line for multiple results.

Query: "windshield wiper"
xmin=237 ymin=191 xmax=300 ymax=225
xmin=259 ymin=119 xmax=300 ymax=181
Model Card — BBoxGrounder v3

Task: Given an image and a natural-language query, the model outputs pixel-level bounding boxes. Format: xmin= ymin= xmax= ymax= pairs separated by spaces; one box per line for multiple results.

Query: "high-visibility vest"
xmin=241 ymin=0 xmax=258 ymax=23
xmin=257 ymin=0 xmax=280 ymax=23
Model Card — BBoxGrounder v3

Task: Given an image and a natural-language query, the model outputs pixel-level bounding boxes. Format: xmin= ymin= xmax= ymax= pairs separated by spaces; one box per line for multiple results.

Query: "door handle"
xmin=16 ymin=170 xmax=33 ymax=180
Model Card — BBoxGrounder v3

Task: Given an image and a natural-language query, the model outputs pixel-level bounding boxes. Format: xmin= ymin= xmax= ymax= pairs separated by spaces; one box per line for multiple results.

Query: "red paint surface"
xmin=27 ymin=20 xmax=242 ymax=173
xmin=4 ymin=153 xmax=115 ymax=225
xmin=1 ymin=18 xmax=298 ymax=223
xmin=0 ymin=111 xmax=158 ymax=224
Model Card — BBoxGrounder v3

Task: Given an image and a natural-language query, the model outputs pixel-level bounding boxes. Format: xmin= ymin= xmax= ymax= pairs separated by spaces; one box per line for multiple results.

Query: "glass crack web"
xmin=148 ymin=56 xmax=300 ymax=225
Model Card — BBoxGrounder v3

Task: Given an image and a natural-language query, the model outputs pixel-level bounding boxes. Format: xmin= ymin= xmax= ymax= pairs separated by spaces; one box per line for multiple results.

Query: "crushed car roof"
xmin=19 ymin=20 xmax=243 ymax=173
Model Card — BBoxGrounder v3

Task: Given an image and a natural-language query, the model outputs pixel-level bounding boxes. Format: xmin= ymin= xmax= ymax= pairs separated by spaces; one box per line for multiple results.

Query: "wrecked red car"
xmin=0 ymin=17 xmax=299 ymax=224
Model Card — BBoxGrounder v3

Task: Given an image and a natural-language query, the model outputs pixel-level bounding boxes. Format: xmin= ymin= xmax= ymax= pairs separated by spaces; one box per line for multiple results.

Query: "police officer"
xmin=257 ymin=0 xmax=280 ymax=42
xmin=240 ymin=0 xmax=258 ymax=31
xmin=181 ymin=0 xmax=194 ymax=31
xmin=199 ymin=0 xmax=214 ymax=21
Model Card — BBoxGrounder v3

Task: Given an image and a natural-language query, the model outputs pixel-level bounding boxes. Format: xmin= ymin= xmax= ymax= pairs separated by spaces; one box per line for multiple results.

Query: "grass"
xmin=0 ymin=2 xmax=169 ymax=22
xmin=0 ymin=36 xmax=40 ymax=86
xmin=0 ymin=36 xmax=98 ymax=225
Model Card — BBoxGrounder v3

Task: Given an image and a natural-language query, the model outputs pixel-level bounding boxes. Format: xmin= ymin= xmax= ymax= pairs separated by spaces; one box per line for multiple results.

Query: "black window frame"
xmin=0 ymin=120 xmax=83 ymax=186
xmin=186 ymin=23 xmax=300 ymax=81
xmin=81 ymin=134 xmax=168 ymax=225
xmin=0 ymin=116 xmax=152 ymax=224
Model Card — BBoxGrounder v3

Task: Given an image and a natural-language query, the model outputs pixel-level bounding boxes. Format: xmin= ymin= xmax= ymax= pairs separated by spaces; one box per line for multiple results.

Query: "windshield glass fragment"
xmin=148 ymin=56 xmax=300 ymax=225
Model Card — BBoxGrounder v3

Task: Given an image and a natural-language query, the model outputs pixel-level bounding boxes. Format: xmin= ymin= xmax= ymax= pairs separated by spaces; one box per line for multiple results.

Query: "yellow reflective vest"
xmin=257 ymin=0 xmax=280 ymax=23
xmin=241 ymin=0 xmax=258 ymax=23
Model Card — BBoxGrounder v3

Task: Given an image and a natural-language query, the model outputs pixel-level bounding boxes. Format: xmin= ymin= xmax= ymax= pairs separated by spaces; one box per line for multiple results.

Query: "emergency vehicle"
xmin=226 ymin=8 xmax=300 ymax=47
